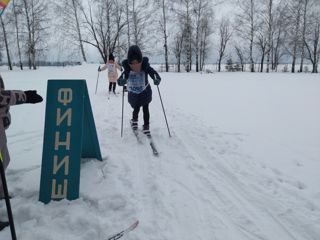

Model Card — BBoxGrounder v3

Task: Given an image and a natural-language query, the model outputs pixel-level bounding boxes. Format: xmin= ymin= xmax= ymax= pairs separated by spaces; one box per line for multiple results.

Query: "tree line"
xmin=0 ymin=0 xmax=319 ymax=73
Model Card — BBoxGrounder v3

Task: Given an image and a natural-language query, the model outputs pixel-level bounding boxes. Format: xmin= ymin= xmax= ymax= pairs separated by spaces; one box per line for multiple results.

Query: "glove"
xmin=24 ymin=90 xmax=43 ymax=104
xmin=117 ymin=77 xmax=127 ymax=86
xmin=98 ymin=66 xmax=101 ymax=72
xmin=153 ymin=76 xmax=161 ymax=85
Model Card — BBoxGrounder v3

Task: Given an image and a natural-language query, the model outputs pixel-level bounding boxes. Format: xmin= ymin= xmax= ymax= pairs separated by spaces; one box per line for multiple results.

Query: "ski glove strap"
xmin=24 ymin=90 xmax=43 ymax=104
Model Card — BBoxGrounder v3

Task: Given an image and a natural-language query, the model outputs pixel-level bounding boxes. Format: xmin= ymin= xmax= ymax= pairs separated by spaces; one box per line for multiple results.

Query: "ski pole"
xmin=156 ymin=85 xmax=171 ymax=137
xmin=0 ymin=153 xmax=17 ymax=240
xmin=95 ymin=71 xmax=100 ymax=95
xmin=121 ymin=85 xmax=125 ymax=137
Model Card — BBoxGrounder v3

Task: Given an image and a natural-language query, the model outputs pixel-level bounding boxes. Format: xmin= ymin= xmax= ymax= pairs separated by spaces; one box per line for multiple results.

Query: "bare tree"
xmin=266 ymin=0 xmax=273 ymax=73
xmin=286 ymin=0 xmax=303 ymax=73
xmin=174 ymin=37 xmax=183 ymax=72
xmin=254 ymin=0 xmax=276 ymax=72
xmin=217 ymin=18 xmax=232 ymax=72
xmin=132 ymin=0 xmax=139 ymax=45
xmin=131 ymin=0 xmax=151 ymax=48
xmin=255 ymin=26 xmax=268 ymax=72
xmin=125 ymin=0 xmax=131 ymax=49
xmin=304 ymin=1 xmax=320 ymax=73
xmin=235 ymin=0 xmax=259 ymax=72
xmin=235 ymin=45 xmax=245 ymax=71
xmin=22 ymin=0 xmax=49 ymax=69
xmin=173 ymin=0 xmax=193 ymax=72
xmin=199 ymin=12 xmax=213 ymax=71
xmin=81 ymin=1 xmax=108 ymax=62
xmin=192 ymin=0 xmax=212 ymax=72
xmin=114 ymin=0 xmax=127 ymax=61
xmin=155 ymin=0 xmax=170 ymax=72
xmin=271 ymin=1 xmax=288 ymax=71
xmin=173 ymin=23 xmax=185 ymax=72
xmin=21 ymin=0 xmax=32 ymax=68
xmin=0 ymin=15 xmax=12 ymax=70
xmin=305 ymin=23 xmax=319 ymax=73
xmin=81 ymin=0 xmax=126 ymax=63
xmin=299 ymin=0 xmax=311 ymax=72
xmin=12 ymin=0 xmax=23 ymax=70
xmin=55 ymin=0 xmax=87 ymax=62
xmin=119 ymin=0 xmax=152 ymax=53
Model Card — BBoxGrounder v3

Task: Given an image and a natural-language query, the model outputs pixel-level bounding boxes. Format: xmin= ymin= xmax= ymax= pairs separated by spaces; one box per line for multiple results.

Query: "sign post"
xmin=39 ymin=80 xmax=102 ymax=204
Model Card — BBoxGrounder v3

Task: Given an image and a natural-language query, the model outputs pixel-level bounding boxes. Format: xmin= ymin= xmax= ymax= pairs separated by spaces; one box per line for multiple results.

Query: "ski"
xmin=108 ymin=90 xmax=120 ymax=95
xmin=107 ymin=220 xmax=139 ymax=240
xmin=108 ymin=92 xmax=118 ymax=99
xmin=131 ymin=122 xmax=159 ymax=156
xmin=132 ymin=128 xmax=143 ymax=144
xmin=147 ymin=136 xmax=159 ymax=156
xmin=141 ymin=132 xmax=159 ymax=156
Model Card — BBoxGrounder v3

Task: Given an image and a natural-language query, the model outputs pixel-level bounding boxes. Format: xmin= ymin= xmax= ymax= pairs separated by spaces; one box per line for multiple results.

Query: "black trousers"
xmin=109 ymin=82 xmax=116 ymax=92
xmin=132 ymin=104 xmax=149 ymax=126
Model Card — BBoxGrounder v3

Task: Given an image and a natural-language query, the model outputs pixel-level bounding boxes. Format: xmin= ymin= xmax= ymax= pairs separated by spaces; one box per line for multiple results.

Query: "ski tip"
xmin=130 ymin=220 xmax=139 ymax=230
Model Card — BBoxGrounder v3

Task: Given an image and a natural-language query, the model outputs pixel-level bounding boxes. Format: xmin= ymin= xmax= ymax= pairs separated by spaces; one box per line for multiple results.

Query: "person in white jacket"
xmin=98 ymin=53 xmax=122 ymax=94
xmin=0 ymin=74 xmax=43 ymax=231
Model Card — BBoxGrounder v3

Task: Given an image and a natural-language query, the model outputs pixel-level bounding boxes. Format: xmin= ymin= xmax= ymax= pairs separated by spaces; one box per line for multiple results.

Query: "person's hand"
xmin=24 ymin=90 xmax=43 ymax=104
xmin=98 ymin=66 xmax=101 ymax=72
xmin=153 ymin=76 xmax=161 ymax=85
xmin=117 ymin=77 xmax=127 ymax=86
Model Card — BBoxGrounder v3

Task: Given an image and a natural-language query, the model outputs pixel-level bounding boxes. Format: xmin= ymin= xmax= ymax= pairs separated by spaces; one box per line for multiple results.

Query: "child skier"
xmin=0 ymin=75 xmax=43 ymax=231
xmin=117 ymin=45 xmax=161 ymax=135
xmin=98 ymin=53 xmax=122 ymax=94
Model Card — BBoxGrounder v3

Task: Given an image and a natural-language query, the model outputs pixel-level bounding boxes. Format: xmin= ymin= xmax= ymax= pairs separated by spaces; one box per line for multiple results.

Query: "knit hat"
xmin=127 ymin=45 xmax=142 ymax=63
xmin=109 ymin=53 xmax=115 ymax=61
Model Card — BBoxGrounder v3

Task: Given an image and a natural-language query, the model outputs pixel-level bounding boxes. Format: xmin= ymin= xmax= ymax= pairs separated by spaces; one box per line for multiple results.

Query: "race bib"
xmin=108 ymin=63 xmax=115 ymax=74
xmin=127 ymin=71 xmax=146 ymax=94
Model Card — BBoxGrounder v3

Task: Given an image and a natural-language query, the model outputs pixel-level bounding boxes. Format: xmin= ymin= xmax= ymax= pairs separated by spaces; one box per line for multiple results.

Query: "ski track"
xmin=159 ymin=111 xmax=320 ymax=240
xmin=94 ymin=93 xmax=169 ymax=240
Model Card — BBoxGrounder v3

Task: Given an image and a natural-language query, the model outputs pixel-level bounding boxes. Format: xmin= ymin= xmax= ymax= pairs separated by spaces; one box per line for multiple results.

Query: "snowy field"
xmin=0 ymin=64 xmax=319 ymax=240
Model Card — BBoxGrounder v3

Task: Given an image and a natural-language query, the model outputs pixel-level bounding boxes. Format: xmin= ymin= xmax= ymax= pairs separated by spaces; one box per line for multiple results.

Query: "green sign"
xmin=39 ymin=80 xmax=102 ymax=204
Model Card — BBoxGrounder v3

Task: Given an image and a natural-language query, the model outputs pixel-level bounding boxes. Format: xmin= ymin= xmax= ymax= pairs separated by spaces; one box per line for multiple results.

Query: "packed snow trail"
xmin=0 ymin=65 xmax=319 ymax=240
xmin=93 ymin=91 xmax=320 ymax=240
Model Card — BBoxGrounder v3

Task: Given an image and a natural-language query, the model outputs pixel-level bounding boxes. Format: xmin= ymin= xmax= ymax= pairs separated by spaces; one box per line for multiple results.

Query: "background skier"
xmin=98 ymin=53 xmax=122 ymax=94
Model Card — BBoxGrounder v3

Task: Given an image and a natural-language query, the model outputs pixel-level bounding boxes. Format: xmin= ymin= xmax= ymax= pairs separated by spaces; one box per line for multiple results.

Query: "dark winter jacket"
xmin=119 ymin=57 xmax=161 ymax=108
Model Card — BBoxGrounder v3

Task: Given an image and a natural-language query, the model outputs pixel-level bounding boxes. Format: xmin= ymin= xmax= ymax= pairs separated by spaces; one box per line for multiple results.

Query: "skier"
xmin=117 ymin=45 xmax=161 ymax=135
xmin=98 ymin=53 xmax=122 ymax=94
xmin=0 ymin=74 xmax=43 ymax=231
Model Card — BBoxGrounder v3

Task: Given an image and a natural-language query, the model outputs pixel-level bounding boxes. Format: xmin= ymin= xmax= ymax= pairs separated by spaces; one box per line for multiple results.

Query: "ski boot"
xmin=142 ymin=124 xmax=151 ymax=137
xmin=130 ymin=119 xmax=138 ymax=131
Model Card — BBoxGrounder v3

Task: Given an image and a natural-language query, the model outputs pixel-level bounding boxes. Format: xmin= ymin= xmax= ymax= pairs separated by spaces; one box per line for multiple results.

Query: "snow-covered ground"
xmin=0 ymin=64 xmax=319 ymax=240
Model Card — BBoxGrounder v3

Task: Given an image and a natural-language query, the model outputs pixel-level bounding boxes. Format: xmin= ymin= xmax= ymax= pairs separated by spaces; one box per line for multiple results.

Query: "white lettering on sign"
xmin=51 ymin=88 xmax=73 ymax=200
xmin=56 ymin=108 xmax=72 ymax=126
xmin=58 ymin=88 xmax=72 ymax=106
xmin=51 ymin=179 xmax=68 ymax=199
xmin=54 ymin=131 xmax=71 ymax=150
xmin=53 ymin=155 xmax=69 ymax=175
